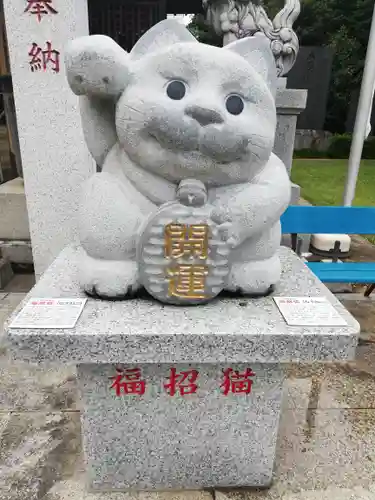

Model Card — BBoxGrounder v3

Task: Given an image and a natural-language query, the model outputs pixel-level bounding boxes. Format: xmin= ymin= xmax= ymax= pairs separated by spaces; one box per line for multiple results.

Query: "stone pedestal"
xmin=80 ymin=363 xmax=283 ymax=489
xmin=274 ymin=87 xmax=308 ymax=204
xmin=5 ymin=246 xmax=359 ymax=491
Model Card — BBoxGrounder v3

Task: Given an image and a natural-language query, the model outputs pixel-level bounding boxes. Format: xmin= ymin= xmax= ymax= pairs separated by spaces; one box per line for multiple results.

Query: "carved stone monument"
xmin=203 ymin=0 xmax=300 ymax=76
xmin=65 ymin=19 xmax=291 ymax=304
xmin=5 ymin=19 xmax=359 ymax=494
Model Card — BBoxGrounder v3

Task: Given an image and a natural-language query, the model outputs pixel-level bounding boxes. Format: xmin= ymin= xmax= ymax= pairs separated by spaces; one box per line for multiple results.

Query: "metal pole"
xmin=343 ymin=3 xmax=375 ymax=206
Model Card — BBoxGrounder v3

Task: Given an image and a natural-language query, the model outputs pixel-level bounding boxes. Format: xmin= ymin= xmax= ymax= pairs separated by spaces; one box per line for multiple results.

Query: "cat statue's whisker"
xmin=123 ymin=104 xmax=146 ymax=116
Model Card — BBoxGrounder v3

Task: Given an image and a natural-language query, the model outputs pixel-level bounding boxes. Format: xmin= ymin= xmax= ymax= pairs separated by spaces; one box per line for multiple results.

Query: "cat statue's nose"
xmin=185 ymin=105 xmax=224 ymax=126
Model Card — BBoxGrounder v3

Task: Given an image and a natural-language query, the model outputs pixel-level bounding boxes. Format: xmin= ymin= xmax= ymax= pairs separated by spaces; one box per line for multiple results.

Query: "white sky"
xmin=167 ymin=14 xmax=193 ymax=26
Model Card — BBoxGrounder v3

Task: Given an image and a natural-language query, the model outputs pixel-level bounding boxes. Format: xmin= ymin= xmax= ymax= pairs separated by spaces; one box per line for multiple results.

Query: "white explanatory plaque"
xmin=274 ymin=297 xmax=348 ymax=327
xmin=8 ymin=298 xmax=87 ymax=329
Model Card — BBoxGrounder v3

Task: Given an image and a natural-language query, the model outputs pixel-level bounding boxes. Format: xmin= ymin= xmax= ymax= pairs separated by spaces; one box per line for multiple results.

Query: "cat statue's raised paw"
xmin=65 ymin=19 xmax=291 ymax=301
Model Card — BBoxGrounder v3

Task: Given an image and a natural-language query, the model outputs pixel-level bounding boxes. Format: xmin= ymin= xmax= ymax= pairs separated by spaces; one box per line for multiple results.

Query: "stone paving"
xmin=1 ymin=281 xmax=375 ymax=499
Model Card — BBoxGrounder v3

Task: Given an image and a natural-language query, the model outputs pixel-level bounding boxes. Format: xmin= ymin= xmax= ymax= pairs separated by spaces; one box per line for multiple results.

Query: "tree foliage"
xmin=294 ymin=0 xmax=374 ymax=132
xmin=188 ymin=13 xmax=222 ymax=46
xmin=188 ymin=0 xmax=375 ymax=133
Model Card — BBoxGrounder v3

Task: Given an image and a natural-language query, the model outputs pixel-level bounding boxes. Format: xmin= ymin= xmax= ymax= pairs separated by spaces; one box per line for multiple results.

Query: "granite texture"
xmin=2 ymin=0 xmax=95 ymax=276
xmin=78 ymin=363 xmax=283 ymax=490
xmin=5 ymin=245 xmax=359 ymax=364
xmin=274 ymin=88 xmax=307 ymax=174
xmin=64 ymin=19 xmax=291 ymax=299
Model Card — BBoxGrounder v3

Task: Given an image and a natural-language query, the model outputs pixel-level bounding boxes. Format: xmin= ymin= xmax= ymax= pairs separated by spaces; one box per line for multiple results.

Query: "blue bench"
xmin=281 ymin=206 xmax=375 ymax=296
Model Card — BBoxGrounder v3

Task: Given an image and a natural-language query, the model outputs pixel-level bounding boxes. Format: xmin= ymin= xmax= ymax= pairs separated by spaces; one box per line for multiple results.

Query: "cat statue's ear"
xmin=225 ymin=33 xmax=277 ymax=98
xmin=65 ymin=35 xmax=130 ymax=98
xmin=130 ymin=19 xmax=198 ymax=60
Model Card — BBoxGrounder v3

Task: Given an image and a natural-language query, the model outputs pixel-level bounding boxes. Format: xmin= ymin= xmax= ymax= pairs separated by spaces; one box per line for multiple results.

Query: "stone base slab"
xmin=78 ymin=363 xmax=283 ymax=490
xmin=5 ymin=246 xmax=359 ymax=365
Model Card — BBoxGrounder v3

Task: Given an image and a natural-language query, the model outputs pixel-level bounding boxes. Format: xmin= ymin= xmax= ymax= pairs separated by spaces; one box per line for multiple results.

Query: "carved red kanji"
xmin=164 ymin=368 xmax=199 ymax=396
xmin=109 ymin=367 xmax=146 ymax=396
xmin=29 ymin=42 xmax=60 ymax=73
xmin=25 ymin=1 xmax=58 ymax=22
xmin=221 ymin=368 xmax=256 ymax=395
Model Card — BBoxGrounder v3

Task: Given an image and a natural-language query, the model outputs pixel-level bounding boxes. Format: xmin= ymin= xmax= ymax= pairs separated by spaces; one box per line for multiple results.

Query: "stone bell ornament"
xmin=138 ymin=180 xmax=231 ymax=305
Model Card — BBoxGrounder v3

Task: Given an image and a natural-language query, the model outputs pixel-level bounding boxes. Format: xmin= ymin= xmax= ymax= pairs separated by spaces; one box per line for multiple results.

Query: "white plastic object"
xmin=311 ymin=234 xmax=351 ymax=254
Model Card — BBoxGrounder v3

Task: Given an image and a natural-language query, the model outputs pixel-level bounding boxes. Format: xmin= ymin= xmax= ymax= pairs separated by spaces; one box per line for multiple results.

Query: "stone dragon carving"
xmin=203 ymin=0 xmax=301 ymax=76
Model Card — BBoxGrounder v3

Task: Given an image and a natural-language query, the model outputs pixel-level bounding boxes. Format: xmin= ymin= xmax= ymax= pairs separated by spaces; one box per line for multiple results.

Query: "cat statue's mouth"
xmin=147 ymin=123 xmax=250 ymax=164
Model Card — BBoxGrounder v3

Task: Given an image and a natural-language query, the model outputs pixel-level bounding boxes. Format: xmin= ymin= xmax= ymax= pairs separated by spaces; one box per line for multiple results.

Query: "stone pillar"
xmin=2 ymin=0 xmax=95 ymax=277
xmin=274 ymin=82 xmax=307 ymax=204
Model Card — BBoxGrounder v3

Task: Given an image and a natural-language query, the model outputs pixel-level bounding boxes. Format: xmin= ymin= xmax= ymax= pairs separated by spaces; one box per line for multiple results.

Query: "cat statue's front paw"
xmin=80 ymin=252 xmax=141 ymax=299
xmin=226 ymin=254 xmax=280 ymax=296
xmin=210 ymin=207 xmax=240 ymax=249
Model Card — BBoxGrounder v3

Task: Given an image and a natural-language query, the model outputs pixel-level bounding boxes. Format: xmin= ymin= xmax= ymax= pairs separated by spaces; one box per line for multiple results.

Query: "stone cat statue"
xmin=65 ymin=19 xmax=291 ymax=299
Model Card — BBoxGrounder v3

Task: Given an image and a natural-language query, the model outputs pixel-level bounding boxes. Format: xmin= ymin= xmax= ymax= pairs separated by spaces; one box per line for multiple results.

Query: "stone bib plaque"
xmin=138 ymin=180 xmax=231 ymax=305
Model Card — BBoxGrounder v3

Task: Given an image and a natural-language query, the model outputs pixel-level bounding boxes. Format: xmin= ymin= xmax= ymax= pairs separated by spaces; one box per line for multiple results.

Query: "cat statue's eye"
xmin=226 ymin=95 xmax=244 ymax=116
xmin=166 ymin=80 xmax=186 ymax=100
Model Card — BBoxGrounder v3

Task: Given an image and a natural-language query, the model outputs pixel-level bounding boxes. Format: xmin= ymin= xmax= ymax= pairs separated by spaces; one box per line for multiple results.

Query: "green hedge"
xmin=327 ymin=134 xmax=375 ymax=159
xmin=326 ymin=134 xmax=352 ymax=159
xmin=294 ymin=134 xmax=375 ymax=160
xmin=294 ymin=149 xmax=329 ymax=159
